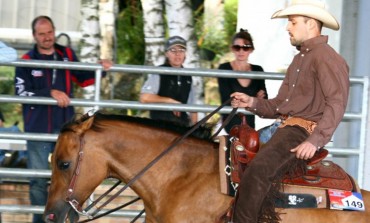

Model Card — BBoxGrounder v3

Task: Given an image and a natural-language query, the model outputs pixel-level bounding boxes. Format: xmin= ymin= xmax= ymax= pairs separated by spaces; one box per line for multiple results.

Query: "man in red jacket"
xmin=14 ymin=15 xmax=112 ymax=223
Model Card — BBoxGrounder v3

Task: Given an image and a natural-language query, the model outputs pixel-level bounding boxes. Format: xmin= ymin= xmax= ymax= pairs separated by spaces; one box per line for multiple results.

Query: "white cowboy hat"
xmin=271 ymin=0 xmax=340 ymax=30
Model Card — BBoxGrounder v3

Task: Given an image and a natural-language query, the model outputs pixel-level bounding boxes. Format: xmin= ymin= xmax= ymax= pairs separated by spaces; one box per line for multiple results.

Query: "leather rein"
xmin=65 ymin=98 xmax=237 ymax=222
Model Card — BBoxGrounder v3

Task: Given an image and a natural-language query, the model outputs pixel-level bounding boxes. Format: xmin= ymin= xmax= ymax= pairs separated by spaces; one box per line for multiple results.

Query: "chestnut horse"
xmin=44 ymin=112 xmax=370 ymax=223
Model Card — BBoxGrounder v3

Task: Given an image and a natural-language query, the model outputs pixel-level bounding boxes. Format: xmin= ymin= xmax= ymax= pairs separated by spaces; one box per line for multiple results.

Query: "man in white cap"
xmin=230 ymin=0 xmax=349 ymax=222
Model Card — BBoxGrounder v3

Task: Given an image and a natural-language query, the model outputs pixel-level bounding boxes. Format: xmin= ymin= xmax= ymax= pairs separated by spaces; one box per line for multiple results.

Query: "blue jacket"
xmin=15 ymin=43 xmax=98 ymax=133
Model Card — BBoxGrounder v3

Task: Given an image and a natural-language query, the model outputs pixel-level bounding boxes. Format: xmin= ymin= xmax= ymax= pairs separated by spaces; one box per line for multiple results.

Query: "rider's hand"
xmin=230 ymin=92 xmax=254 ymax=108
xmin=290 ymin=141 xmax=317 ymax=160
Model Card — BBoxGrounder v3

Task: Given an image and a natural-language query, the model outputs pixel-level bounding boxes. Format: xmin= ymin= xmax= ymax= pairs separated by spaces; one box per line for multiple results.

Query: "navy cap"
xmin=165 ymin=36 xmax=187 ymax=51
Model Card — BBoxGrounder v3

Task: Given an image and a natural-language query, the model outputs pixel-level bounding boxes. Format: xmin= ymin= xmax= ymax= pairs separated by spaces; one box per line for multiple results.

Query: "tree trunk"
xmin=80 ymin=0 xmax=100 ymax=112
xmin=165 ymin=0 xmax=199 ymax=68
xmin=141 ymin=0 xmax=166 ymax=66
xmin=99 ymin=0 xmax=116 ymax=61
xmin=99 ymin=0 xmax=116 ymax=99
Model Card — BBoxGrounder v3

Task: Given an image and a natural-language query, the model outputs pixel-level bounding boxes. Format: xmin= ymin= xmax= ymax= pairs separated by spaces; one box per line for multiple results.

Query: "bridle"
xmin=64 ymin=98 xmax=237 ymax=222
xmin=64 ymin=137 xmax=93 ymax=218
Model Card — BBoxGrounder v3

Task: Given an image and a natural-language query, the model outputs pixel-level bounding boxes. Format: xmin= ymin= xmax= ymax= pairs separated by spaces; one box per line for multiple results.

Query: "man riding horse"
xmin=230 ymin=0 xmax=349 ymax=222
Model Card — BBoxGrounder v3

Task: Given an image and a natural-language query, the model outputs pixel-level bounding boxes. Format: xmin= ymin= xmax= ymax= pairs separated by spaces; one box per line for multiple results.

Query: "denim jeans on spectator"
xmin=27 ymin=140 xmax=55 ymax=223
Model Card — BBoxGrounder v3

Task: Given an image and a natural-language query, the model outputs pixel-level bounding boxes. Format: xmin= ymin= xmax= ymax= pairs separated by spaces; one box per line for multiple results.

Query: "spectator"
xmin=0 ymin=110 xmax=25 ymax=168
xmin=230 ymin=0 xmax=349 ymax=222
xmin=140 ymin=36 xmax=197 ymax=127
xmin=217 ymin=29 xmax=268 ymax=133
xmin=14 ymin=15 xmax=112 ymax=223
xmin=0 ymin=42 xmax=21 ymax=167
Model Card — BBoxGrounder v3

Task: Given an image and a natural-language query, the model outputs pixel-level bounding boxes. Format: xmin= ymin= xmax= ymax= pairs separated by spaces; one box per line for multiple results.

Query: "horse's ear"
xmin=75 ymin=115 xmax=95 ymax=135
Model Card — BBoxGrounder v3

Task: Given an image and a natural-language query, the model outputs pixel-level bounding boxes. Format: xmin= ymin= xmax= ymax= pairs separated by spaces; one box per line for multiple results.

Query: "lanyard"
xmin=52 ymin=52 xmax=57 ymax=85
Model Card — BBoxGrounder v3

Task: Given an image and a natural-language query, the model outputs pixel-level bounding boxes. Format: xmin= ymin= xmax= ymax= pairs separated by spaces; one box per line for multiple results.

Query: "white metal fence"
xmin=0 ymin=59 xmax=368 ymax=218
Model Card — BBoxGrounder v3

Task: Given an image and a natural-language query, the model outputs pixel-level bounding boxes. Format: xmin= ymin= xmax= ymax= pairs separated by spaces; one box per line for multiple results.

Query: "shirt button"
xmin=292 ymin=84 xmax=295 ymax=87
xmin=301 ymin=54 xmax=305 ymax=57
xmin=297 ymin=69 xmax=300 ymax=72
xmin=285 ymin=99 xmax=289 ymax=102
xmin=276 ymin=108 xmax=279 ymax=111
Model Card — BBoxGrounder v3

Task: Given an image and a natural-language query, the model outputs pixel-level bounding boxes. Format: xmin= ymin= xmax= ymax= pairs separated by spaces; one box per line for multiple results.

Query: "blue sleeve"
xmin=0 ymin=41 xmax=17 ymax=62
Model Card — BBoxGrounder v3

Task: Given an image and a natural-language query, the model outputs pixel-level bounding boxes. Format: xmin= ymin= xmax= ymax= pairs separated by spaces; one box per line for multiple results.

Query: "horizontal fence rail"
xmin=1 ymin=59 xmax=368 ymax=83
xmin=0 ymin=59 xmax=368 ymax=218
xmin=0 ymin=205 xmax=144 ymax=218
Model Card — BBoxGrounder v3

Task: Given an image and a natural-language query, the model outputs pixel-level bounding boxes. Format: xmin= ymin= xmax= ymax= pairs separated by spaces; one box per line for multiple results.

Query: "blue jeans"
xmin=27 ymin=140 xmax=55 ymax=223
xmin=258 ymin=121 xmax=281 ymax=144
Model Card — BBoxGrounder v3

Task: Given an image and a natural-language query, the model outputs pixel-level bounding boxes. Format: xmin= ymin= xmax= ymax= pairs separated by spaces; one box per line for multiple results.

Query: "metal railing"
xmin=0 ymin=59 xmax=368 ymax=218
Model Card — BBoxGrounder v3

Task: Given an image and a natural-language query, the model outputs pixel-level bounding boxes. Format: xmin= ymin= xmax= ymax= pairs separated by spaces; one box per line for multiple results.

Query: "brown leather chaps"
xmin=233 ymin=125 xmax=309 ymax=223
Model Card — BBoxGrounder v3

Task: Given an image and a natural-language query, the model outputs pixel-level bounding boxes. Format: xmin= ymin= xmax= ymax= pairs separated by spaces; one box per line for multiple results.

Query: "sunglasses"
xmin=232 ymin=44 xmax=253 ymax=52
xmin=167 ymin=48 xmax=186 ymax=54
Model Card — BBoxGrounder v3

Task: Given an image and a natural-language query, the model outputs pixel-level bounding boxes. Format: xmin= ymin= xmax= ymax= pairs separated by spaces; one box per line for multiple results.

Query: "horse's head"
xmin=44 ymin=114 xmax=109 ymax=223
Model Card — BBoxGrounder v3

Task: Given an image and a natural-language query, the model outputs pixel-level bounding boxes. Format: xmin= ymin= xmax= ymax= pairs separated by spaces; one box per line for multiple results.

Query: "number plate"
xmin=328 ymin=189 xmax=365 ymax=211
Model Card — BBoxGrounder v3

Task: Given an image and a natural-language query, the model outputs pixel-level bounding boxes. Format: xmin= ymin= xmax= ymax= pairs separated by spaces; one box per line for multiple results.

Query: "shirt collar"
xmin=299 ymin=35 xmax=328 ymax=53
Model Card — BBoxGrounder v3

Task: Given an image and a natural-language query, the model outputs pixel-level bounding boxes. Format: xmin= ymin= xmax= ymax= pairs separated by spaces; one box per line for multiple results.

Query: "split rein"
xmin=66 ymin=98 xmax=237 ymax=222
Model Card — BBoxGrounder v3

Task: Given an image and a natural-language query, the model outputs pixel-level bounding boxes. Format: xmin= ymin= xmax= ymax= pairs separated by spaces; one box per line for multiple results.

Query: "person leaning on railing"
xmin=14 ymin=15 xmax=113 ymax=223
xmin=139 ymin=36 xmax=198 ymax=127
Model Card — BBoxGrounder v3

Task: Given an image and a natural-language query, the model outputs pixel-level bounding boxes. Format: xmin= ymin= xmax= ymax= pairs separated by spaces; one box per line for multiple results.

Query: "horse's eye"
xmin=57 ymin=161 xmax=70 ymax=170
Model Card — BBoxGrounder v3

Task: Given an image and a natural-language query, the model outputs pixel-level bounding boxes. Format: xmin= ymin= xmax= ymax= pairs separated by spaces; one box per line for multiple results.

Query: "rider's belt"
xmin=278 ymin=116 xmax=317 ymax=134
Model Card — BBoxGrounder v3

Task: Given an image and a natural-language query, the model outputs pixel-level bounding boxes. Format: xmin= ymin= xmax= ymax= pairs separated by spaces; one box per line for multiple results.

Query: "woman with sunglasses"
xmin=217 ymin=29 xmax=268 ymax=133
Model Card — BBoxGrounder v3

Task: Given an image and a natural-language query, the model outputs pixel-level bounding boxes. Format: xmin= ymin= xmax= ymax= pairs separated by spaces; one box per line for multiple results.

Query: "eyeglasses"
xmin=232 ymin=44 xmax=253 ymax=52
xmin=168 ymin=48 xmax=186 ymax=54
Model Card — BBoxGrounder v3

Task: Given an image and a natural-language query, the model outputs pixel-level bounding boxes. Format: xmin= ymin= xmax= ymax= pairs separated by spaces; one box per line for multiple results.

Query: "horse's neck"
xmin=114 ymin=136 xmax=217 ymax=204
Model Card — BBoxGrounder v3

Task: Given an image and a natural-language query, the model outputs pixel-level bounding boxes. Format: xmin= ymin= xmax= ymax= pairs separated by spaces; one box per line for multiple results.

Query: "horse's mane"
xmin=61 ymin=111 xmax=215 ymax=141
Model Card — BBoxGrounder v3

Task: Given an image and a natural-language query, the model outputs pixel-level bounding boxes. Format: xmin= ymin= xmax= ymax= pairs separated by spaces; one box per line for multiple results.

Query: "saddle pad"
xmin=281 ymin=184 xmax=328 ymax=208
xmin=275 ymin=193 xmax=318 ymax=208
xmin=218 ymin=136 xmax=237 ymax=196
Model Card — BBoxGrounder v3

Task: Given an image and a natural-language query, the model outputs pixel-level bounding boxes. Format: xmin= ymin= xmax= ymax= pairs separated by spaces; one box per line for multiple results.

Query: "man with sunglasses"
xmin=140 ymin=36 xmax=197 ymax=126
xmin=230 ymin=0 xmax=349 ymax=222
xmin=218 ymin=29 xmax=268 ymax=134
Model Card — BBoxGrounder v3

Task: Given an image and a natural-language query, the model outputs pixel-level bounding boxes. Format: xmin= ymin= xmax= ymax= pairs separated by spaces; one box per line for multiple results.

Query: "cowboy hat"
xmin=271 ymin=0 xmax=340 ymax=30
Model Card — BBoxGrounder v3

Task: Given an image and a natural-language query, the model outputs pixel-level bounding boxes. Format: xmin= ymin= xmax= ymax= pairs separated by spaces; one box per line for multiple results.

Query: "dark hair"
xmin=0 ymin=110 xmax=5 ymax=122
xmin=302 ymin=16 xmax=323 ymax=32
xmin=231 ymin=28 xmax=255 ymax=50
xmin=31 ymin=15 xmax=55 ymax=34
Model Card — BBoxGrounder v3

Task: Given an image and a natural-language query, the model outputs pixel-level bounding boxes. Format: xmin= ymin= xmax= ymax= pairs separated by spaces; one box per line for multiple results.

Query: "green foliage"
xmin=0 ymin=66 xmax=22 ymax=128
xmin=116 ymin=2 xmax=145 ymax=65
xmin=194 ymin=0 xmax=238 ymax=64
xmin=107 ymin=1 xmax=146 ymax=115
xmin=224 ymin=0 xmax=238 ymax=45
xmin=0 ymin=68 xmax=14 ymax=94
